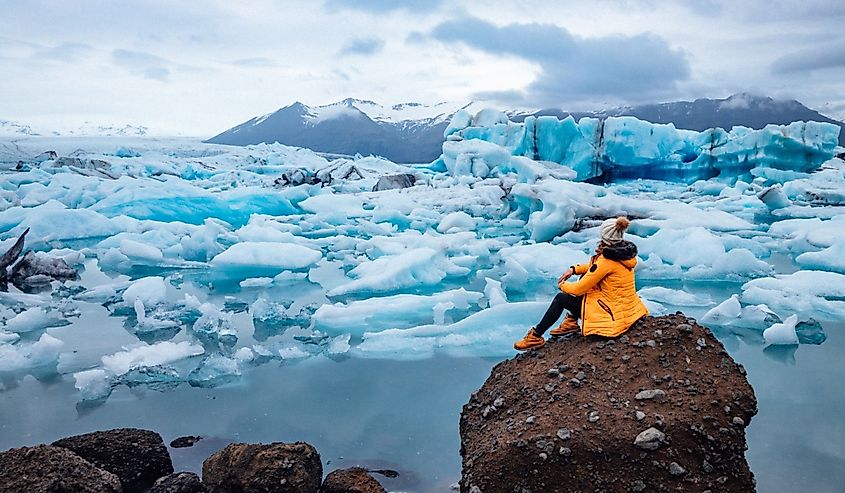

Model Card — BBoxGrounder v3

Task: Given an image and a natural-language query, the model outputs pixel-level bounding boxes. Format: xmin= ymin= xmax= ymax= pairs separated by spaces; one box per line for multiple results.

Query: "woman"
xmin=514 ymin=216 xmax=649 ymax=351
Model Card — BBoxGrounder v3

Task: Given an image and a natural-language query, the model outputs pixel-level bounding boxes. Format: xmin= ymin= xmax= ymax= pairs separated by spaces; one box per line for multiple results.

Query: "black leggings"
xmin=535 ymin=292 xmax=583 ymax=336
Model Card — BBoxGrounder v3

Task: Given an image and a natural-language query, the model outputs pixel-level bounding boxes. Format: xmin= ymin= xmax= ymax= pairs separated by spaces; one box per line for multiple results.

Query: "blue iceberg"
xmin=440 ymin=110 xmax=841 ymax=182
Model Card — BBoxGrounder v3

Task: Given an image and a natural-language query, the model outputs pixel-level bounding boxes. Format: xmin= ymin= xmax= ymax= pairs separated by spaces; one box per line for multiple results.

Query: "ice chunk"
xmin=193 ymin=303 xmax=238 ymax=346
xmin=239 ymin=277 xmax=274 ymax=288
xmin=101 ymin=341 xmax=204 ymax=375
xmin=210 ymin=242 xmax=322 ymax=271
xmin=484 ymin=278 xmax=507 ymax=307
xmin=638 ymin=287 xmax=711 ymax=307
xmin=119 ymin=239 xmax=163 ymax=263
xmin=4 ymin=306 xmax=69 ymax=333
xmin=357 ymin=302 xmax=547 ymax=359
xmin=757 ymin=185 xmax=791 ymax=210
xmin=441 ymin=139 xmax=511 ymax=178
xmin=796 ymin=243 xmax=845 ymax=273
xmin=0 ymin=333 xmax=64 ymax=372
xmin=73 ymin=368 xmax=114 ymax=401
xmin=795 ymin=318 xmax=827 ymax=345
xmin=312 ymin=288 xmax=483 ymax=334
xmin=742 ymin=271 xmax=845 ymax=318
xmin=122 ymin=276 xmax=168 ymax=306
xmin=327 ymin=248 xmax=470 ymax=297
xmin=187 ymin=353 xmax=241 ymax=388
xmin=763 ymin=315 xmax=799 ymax=345
xmin=436 ymin=211 xmax=476 ymax=233
xmin=498 ymin=242 xmax=586 ymax=289
xmin=700 ymin=295 xmax=742 ymax=324
xmin=327 ymin=333 xmax=351 ymax=355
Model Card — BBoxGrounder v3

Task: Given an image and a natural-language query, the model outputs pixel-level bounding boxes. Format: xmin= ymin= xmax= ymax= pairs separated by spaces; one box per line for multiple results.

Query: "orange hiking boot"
xmin=514 ymin=328 xmax=545 ymax=351
xmin=550 ymin=315 xmax=579 ymax=336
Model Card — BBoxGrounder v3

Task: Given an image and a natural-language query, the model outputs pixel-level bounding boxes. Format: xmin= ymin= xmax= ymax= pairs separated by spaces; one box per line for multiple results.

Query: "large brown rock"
xmin=0 ymin=444 xmax=122 ymax=493
xmin=52 ymin=428 xmax=174 ymax=493
xmin=320 ymin=467 xmax=386 ymax=493
xmin=460 ymin=314 xmax=758 ymax=493
xmin=202 ymin=442 xmax=322 ymax=493
xmin=150 ymin=472 xmax=207 ymax=493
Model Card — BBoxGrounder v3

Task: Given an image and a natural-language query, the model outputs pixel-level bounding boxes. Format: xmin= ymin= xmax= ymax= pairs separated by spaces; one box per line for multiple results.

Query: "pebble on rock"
xmin=634 ymin=427 xmax=666 ymax=451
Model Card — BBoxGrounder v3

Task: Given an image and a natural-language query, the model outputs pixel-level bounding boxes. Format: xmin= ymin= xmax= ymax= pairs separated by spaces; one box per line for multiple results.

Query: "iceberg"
xmin=0 ymin=333 xmax=64 ymax=372
xmin=312 ymin=288 xmax=484 ymax=334
xmin=101 ymin=341 xmax=204 ymax=376
xmin=210 ymin=242 xmax=323 ymax=272
xmin=187 ymin=353 xmax=241 ymax=388
xmin=442 ymin=111 xmax=840 ymax=182
xmin=4 ymin=306 xmax=69 ymax=333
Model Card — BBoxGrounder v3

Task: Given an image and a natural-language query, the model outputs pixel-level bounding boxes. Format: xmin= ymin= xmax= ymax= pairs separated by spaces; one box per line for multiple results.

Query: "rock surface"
xmin=202 ymin=442 xmax=322 ymax=493
xmin=320 ymin=467 xmax=387 ymax=493
xmin=459 ymin=314 xmax=758 ymax=493
xmin=0 ymin=444 xmax=122 ymax=493
xmin=52 ymin=428 xmax=174 ymax=493
xmin=150 ymin=472 xmax=207 ymax=493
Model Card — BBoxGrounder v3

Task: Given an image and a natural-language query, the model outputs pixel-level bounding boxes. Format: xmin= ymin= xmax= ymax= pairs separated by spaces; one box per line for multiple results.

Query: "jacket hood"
xmin=602 ymin=240 xmax=638 ymax=268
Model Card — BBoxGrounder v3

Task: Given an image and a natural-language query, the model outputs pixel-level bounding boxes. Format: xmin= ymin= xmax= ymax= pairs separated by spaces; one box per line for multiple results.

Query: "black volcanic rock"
xmin=52 ymin=428 xmax=174 ymax=493
xmin=459 ymin=314 xmax=758 ymax=493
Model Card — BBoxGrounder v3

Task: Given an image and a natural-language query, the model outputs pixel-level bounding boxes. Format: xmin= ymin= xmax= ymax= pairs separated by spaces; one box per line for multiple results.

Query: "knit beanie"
xmin=599 ymin=216 xmax=630 ymax=244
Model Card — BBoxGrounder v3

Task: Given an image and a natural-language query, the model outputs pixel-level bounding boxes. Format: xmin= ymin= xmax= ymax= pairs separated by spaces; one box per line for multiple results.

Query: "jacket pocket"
xmin=597 ymin=299 xmax=615 ymax=321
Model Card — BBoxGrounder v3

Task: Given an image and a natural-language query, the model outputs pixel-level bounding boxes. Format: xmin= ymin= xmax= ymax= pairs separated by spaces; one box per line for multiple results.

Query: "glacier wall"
xmin=438 ymin=109 xmax=841 ymax=182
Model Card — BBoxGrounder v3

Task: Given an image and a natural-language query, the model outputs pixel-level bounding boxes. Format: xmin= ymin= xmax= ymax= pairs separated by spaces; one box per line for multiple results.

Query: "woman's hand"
xmin=557 ymin=267 xmax=575 ymax=284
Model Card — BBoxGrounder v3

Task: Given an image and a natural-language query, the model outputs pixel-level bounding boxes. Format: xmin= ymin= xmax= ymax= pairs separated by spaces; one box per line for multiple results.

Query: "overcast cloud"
xmin=0 ymin=0 xmax=843 ymax=135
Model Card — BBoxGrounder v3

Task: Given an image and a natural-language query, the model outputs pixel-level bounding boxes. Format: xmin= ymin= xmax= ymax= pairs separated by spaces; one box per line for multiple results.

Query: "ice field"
xmin=1 ymin=111 xmax=844 ymax=491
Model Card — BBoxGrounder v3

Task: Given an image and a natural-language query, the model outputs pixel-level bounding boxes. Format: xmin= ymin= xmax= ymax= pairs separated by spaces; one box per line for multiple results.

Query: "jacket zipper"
xmin=597 ymin=299 xmax=615 ymax=321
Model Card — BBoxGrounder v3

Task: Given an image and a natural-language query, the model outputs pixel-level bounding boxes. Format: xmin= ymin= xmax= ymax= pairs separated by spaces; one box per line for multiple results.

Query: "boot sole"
xmin=514 ymin=341 xmax=545 ymax=351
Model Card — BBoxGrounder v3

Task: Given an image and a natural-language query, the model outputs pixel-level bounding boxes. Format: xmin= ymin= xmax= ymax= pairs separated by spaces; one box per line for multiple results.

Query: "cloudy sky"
xmin=2 ymin=0 xmax=844 ymax=135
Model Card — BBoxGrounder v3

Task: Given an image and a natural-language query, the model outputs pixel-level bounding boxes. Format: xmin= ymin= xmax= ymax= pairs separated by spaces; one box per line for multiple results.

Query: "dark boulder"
xmin=320 ymin=467 xmax=386 ymax=493
xmin=372 ymin=173 xmax=416 ymax=191
xmin=0 ymin=444 xmax=122 ymax=493
xmin=52 ymin=428 xmax=174 ymax=493
xmin=150 ymin=472 xmax=207 ymax=493
xmin=202 ymin=441 xmax=322 ymax=493
xmin=459 ymin=314 xmax=758 ymax=493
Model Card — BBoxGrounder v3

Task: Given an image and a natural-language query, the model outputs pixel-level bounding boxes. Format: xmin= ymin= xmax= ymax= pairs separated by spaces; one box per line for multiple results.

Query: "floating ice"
xmin=73 ymin=368 xmax=113 ymax=401
xmin=763 ymin=315 xmax=800 ymax=345
xmin=483 ymin=278 xmax=507 ymax=307
xmin=312 ymin=288 xmax=483 ymax=334
xmin=436 ymin=211 xmax=476 ymax=233
xmin=357 ymin=302 xmax=547 ymax=359
xmin=327 ymin=247 xmax=470 ymax=297
xmin=187 ymin=353 xmax=241 ymax=388
xmin=210 ymin=242 xmax=322 ymax=272
xmin=193 ymin=303 xmax=238 ymax=346
xmin=638 ymin=287 xmax=711 ymax=307
xmin=4 ymin=306 xmax=69 ymax=333
xmin=101 ymin=341 xmax=204 ymax=376
xmin=239 ymin=277 xmax=274 ymax=288
xmin=796 ymin=243 xmax=845 ymax=273
xmin=122 ymin=276 xmax=168 ymax=306
xmin=742 ymin=271 xmax=845 ymax=318
xmin=700 ymin=295 xmax=742 ymax=324
xmin=0 ymin=333 xmax=64 ymax=372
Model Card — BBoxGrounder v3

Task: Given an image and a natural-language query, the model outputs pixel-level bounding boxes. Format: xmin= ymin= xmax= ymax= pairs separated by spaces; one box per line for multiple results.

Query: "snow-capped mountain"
xmin=207 ymin=94 xmax=844 ymax=163
xmin=0 ymin=119 xmax=150 ymax=138
xmin=206 ymin=99 xmax=530 ymax=163
xmin=0 ymin=120 xmax=40 ymax=137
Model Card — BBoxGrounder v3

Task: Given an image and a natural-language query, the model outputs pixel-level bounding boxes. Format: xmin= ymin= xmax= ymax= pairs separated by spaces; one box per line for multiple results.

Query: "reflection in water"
xmin=0 ymin=292 xmax=843 ymax=492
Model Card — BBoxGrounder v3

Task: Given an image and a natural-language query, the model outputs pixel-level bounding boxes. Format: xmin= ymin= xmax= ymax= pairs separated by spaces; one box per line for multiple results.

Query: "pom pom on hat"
xmin=599 ymin=216 xmax=629 ymax=244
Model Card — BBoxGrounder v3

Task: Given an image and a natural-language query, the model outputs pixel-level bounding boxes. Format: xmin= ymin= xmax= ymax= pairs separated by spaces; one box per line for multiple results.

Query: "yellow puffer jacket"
xmin=559 ymin=240 xmax=649 ymax=337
